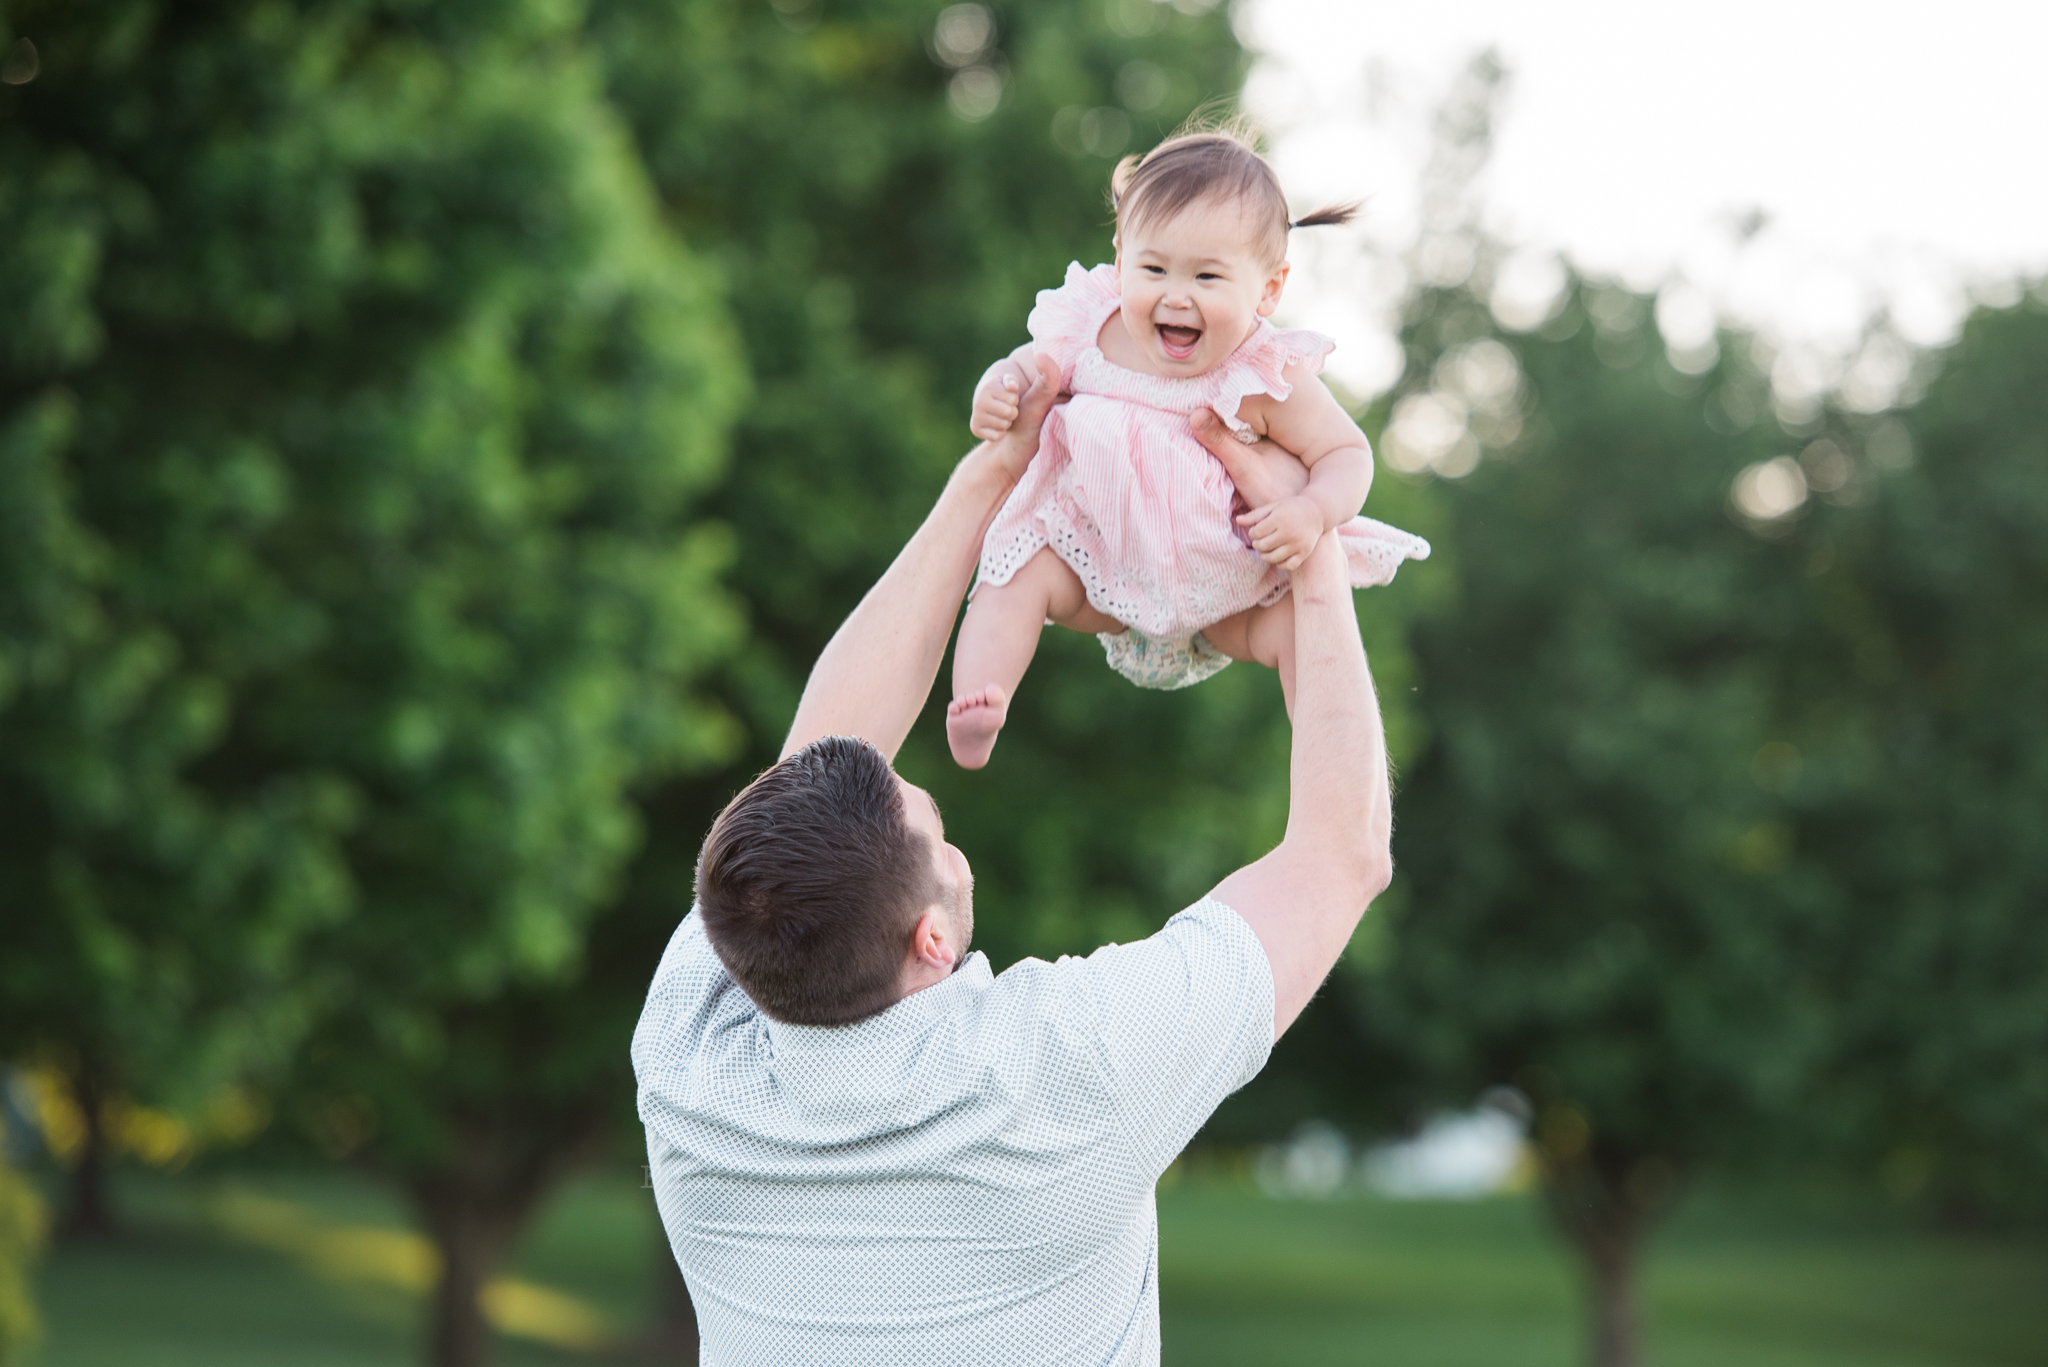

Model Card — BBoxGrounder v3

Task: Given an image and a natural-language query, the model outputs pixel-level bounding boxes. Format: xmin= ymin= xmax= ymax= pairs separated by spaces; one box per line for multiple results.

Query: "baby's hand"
xmin=971 ymin=368 xmax=1025 ymax=443
xmin=1238 ymin=494 xmax=1325 ymax=572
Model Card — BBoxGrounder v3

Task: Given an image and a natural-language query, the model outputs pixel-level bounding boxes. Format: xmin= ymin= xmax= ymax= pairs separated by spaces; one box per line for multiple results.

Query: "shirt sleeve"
xmin=1062 ymin=898 xmax=1275 ymax=1183
xmin=632 ymin=908 xmax=755 ymax=1147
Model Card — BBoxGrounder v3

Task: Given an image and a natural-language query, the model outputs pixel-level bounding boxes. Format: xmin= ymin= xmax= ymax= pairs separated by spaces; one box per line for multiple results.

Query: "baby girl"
xmin=948 ymin=127 xmax=1430 ymax=769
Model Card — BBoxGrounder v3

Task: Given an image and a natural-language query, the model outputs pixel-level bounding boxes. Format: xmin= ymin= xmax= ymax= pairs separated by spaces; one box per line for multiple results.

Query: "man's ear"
xmin=909 ymin=907 xmax=958 ymax=971
xmin=1257 ymin=260 xmax=1290 ymax=318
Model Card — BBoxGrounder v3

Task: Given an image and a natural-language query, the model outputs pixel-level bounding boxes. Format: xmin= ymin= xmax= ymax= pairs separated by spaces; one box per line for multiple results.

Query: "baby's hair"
xmin=1110 ymin=116 xmax=1358 ymax=265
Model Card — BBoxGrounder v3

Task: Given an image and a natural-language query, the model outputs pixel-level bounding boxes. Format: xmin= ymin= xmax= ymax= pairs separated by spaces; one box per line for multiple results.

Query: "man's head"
xmin=695 ymin=736 xmax=973 ymax=1026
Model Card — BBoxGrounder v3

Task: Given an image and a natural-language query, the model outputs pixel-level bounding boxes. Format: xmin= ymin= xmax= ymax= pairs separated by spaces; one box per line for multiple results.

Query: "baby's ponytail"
xmin=1289 ymin=203 xmax=1361 ymax=231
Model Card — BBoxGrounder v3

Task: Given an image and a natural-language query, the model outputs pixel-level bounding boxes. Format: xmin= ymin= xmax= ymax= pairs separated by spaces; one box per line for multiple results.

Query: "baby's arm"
xmin=1235 ymin=368 xmax=1374 ymax=572
xmin=971 ymin=343 xmax=1040 ymax=443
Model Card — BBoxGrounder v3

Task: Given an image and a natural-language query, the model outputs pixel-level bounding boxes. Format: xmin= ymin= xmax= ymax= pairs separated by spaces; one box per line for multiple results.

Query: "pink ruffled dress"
xmin=976 ymin=261 xmax=1432 ymax=689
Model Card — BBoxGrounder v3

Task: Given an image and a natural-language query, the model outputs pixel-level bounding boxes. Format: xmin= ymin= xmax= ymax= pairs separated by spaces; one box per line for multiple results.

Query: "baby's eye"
xmin=1143 ymin=265 xmax=1165 ymax=276
xmin=1196 ymin=272 xmax=1221 ymax=282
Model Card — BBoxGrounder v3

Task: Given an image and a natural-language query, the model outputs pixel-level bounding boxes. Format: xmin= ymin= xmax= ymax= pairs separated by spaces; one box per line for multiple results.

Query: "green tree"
xmin=0 ymin=4 xmax=741 ymax=1346
xmin=1789 ymin=295 xmax=2048 ymax=1222
xmin=1356 ymin=268 xmax=1843 ymax=1367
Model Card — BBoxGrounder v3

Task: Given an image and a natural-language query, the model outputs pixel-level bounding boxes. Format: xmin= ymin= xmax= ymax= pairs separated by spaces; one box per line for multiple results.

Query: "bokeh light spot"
xmin=2 ymin=37 xmax=37 ymax=84
xmin=1732 ymin=456 xmax=1808 ymax=523
xmin=1490 ymin=252 xmax=1567 ymax=332
xmin=933 ymin=4 xmax=995 ymax=67
xmin=1116 ymin=60 xmax=1169 ymax=112
xmin=948 ymin=66 xmax=1004 ymax=121
xmin=1384 ymin=391 xmax=1471 ymax=476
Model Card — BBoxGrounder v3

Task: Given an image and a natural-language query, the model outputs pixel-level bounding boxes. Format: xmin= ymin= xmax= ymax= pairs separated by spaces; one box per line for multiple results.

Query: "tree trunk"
xmin=406 ymin=1108 xmax=598 ymax=1367
xmin=416 ymin=1181 xmax=521 ymax=1367
xmin=1585 ymin=1224 xmax=1640 ymax=1367
xmin=60 ymin=1070 xmax=116 ymax=1239
xmin=1538 ymin=1142 xmax=1678 ymax=1367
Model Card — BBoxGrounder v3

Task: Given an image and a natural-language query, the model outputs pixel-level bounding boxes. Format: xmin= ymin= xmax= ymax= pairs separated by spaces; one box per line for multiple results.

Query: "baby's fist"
xmin=1238 ymin=494 xmax=1325 ymax=572
xmin=971 ymin=371 xmax=1022 ymax=443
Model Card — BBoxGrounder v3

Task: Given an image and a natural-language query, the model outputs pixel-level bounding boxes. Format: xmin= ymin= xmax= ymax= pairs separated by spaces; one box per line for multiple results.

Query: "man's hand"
xmin=1238 ymin=494 xmax=1324 ymax=572
xmin=1193 ymin=411 xmax=1310 ymax=510
xmin=982 ymin=354 xmax=1064 ymax=485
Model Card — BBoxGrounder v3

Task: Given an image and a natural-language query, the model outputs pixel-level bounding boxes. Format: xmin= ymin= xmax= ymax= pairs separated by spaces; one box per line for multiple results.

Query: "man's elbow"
xmin=1319 ymin=840 xmax=1392 ymax=908
xmin=1355 ymin=851 xmax=1394 ymax=906
xmin=1284 ymin=827 xmax=1393 ymax=907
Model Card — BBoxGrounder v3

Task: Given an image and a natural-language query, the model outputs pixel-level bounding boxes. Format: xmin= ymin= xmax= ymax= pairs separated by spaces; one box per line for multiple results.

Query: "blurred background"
xmin=1 ymin=2 xmax=2044 ymax=1365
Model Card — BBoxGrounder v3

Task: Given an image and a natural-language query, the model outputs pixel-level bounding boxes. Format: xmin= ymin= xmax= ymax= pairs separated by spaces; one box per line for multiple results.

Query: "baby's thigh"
xmin=1017 ymin=547 xmax=1121 ymax=634
xmin=1207 ymin=597 xmax=1295 ymax=671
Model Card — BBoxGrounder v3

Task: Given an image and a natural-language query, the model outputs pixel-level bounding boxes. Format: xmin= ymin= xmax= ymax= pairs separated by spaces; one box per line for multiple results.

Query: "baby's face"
xmin=1114 ymin=198 xmax=1288 ymax=377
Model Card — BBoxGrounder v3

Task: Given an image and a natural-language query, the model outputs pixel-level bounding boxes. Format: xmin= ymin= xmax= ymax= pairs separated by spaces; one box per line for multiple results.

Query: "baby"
xmin=948 ymin=127 xmax=1430 ymax=769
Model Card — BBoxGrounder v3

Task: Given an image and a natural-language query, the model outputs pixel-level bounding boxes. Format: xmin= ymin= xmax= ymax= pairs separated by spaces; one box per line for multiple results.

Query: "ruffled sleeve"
xmin=1026 ymin=261 xmax=1122 ymax=387
xmin=1207 ymin=323 xmax=1339 ymax=434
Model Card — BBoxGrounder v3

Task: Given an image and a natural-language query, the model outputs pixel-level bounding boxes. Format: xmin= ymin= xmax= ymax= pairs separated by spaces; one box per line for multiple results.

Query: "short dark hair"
xmin=695 ymin=736 xmax=942 ymax=1026
xmin=1112 ymin=123 xmax=1357 ymax=266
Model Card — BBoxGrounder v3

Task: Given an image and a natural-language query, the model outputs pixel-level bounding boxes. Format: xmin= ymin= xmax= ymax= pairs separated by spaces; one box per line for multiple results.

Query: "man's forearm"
xmin=1283 ymin=536 xmax=1390 ymax=881
xmin=781 ymin=447 xmax=1019 ymax=762
xmin=1210 ymin=532 xmax=1392 ymax=1035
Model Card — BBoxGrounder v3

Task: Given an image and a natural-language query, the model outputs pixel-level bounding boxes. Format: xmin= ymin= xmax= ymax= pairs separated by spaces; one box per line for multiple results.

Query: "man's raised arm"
xmin=1203 ymin=424 xmax=1394 ymax=1039
xmin=781 ymin=357 xmax=1064 ymax=762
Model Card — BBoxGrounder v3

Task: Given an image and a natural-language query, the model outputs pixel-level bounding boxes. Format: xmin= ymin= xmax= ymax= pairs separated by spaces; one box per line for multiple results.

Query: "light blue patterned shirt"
xmin=632 ymin=897 xmax=1274 ymax=1366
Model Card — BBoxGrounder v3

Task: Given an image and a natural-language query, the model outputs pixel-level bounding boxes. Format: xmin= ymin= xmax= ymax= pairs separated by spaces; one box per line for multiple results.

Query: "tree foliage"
xmin=1346 ymin=260 xmax=2048 ymax=1362
xmin=1788 ymin=297 xmax=2048 ymax=1220
xmin=0 ymin=0 xmax=742 ymax=1274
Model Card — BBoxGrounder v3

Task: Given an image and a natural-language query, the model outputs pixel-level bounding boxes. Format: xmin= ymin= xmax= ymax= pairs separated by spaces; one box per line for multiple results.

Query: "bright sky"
xmin=1240 ymin=0 xmax=2048 ymax=396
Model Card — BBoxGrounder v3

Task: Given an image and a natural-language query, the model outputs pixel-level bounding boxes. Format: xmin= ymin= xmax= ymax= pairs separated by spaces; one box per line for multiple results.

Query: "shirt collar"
xmin=764 ymin=950 xmax=994 ymax=1052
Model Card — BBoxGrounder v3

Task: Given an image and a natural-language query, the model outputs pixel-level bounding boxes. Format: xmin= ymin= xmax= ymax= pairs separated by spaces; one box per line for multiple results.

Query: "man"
xmin=633 ymin=357 xmax=1393 ymax=1364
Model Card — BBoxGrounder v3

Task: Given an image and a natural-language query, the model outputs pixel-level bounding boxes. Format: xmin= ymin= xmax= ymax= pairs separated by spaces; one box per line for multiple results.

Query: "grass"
xmin=22 ymin=1167 xmax=2048 ymax=1366
xmin=1157 ymin=1183 xmax=2048 ymax=1367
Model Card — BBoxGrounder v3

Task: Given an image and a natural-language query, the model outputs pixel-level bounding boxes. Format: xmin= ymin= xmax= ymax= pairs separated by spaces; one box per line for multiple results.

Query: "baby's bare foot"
xmin=946 ymin=685 xmax=1011 ymax=769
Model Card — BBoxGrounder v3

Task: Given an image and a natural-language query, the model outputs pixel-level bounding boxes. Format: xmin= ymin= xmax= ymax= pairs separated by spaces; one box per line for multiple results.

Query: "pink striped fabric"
xmin=977 ymin=262 xmax=1431 ymax=687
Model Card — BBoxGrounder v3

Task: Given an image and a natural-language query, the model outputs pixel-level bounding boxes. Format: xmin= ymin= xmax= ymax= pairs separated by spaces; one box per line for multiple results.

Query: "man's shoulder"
xmin=1000 ymin=898 xmax=1267 ymax=986
xmin=631 ymin=909 xmax=750 ymax=1079
xmin=983 ymin=897 xmax=1275 ymax=1181
xmin=979 ymin=898 xmax=1270 ymax=1053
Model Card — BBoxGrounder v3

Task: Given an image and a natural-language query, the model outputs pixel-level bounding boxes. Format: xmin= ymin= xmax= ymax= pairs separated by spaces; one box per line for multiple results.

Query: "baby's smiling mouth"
xmin=1157 ymin=324 xmax=1202 ymax=359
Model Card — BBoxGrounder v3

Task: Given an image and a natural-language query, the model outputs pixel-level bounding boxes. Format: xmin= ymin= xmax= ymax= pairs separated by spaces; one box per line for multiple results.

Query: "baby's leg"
xmin=949 ymin=547 xmax=1120 ymax=768
xmin=1206 ymin=596 xmax=1299 ymax=716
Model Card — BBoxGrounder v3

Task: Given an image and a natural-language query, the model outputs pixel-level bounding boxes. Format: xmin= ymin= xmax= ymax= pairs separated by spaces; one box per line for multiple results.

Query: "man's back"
xmin=633 ymin=899 xmax=1272 ymax=1366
